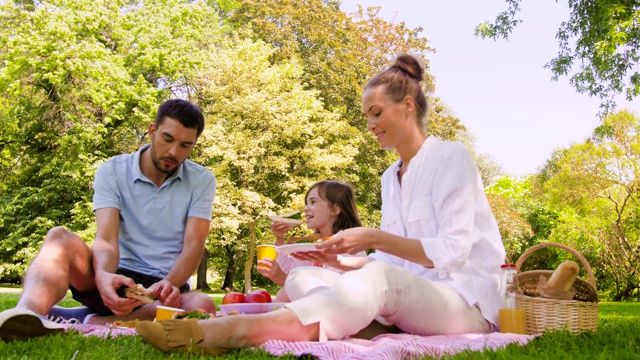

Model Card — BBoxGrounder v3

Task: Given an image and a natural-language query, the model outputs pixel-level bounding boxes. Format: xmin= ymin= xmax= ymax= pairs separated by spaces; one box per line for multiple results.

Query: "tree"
xmin=0 ymin=0 xmax=144 ymax=280
xmin=455 ymin=129 xmax=504 ymax=187
xmin=476 ymin=0 xmax=640 ymax=114
xmin=222 ymin=0 xmax=438 ymax=227
xmin=536 ymin=110 xmax=640 ymax=300
xmin=192 ymin=37 xmax=359 ymax=292
xmin=485 ymin=176 xmax=536 ymax=262
xmin=0 ymin=0 xmax=225 ymax=282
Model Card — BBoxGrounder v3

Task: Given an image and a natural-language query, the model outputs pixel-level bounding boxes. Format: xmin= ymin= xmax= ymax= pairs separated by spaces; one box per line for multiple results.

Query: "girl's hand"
xmin=271 ymin=221 xmax=295 ymax=245
xmin=291 ymin=251 xmax=372 ymax=272
xmin=290 ymin=250 xmax=340 ymax=268
xmin=257 ymin=258 xmax=287 ymax=286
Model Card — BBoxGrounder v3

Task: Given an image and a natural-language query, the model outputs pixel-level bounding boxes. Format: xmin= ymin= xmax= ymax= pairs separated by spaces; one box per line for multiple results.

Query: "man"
xmin=0 ymin=99 xmax=216 ymax=342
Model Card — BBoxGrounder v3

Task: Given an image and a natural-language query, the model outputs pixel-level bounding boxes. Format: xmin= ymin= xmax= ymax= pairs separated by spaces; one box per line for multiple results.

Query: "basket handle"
xmin=515 ymin=242 xmax=597 ymax=291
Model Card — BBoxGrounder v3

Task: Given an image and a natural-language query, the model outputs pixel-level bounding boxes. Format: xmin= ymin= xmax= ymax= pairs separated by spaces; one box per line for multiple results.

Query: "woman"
xmin=136 ymin=54 xmax=506 ymax=354
xmin=258 ymin=180 xmax=365 ymax=302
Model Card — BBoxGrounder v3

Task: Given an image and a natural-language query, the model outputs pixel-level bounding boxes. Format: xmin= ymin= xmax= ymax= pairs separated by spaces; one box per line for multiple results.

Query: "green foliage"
xmin=221 ymin=0 xmax=438 ymax=231
xmin=192 ymin=35 xmax=359 ymax=290
xmin=0 ymin=0 xmax=224 ymax=282
xmin=0 ymin=0 xmax=515 ymax=291
xmin=476 ymin=0 xmax=640 ymax=114
xmin=534 ymin=110 xmax=640 ymax=300
xmin=486 ymin=176 xmax=535 ymax=262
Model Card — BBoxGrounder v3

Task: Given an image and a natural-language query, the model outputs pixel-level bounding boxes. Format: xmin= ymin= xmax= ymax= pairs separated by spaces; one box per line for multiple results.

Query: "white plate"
xmin=268 ymin=215 xmax=303 ymax=226
xmin=277 ymin=243 xmax=323 ymax=255
xmin=219 ymin=302 xmax=286 ymax=315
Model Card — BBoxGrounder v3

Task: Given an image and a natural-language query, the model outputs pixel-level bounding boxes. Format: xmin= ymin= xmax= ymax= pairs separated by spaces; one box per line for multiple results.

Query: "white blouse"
xmin=369 ymin=136 xmax=505 ymax=325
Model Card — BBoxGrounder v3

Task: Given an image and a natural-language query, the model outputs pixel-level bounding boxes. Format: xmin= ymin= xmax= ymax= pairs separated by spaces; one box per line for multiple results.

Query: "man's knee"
xmin=184 ymin=291 xmax=216 ymax=313
xmin=43 ymin=226 xmax=84 ymax=248
xmin=39 ymin=227 xmax=89 ymax=264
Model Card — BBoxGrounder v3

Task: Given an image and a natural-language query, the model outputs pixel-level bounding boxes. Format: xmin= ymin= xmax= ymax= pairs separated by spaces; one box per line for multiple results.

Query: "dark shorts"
xmin=69 ymin=268 xmax=190 ymax=316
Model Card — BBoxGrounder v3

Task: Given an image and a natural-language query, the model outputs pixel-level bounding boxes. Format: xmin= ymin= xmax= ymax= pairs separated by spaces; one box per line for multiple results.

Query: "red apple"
xmin=244 ymin=291 xmax=267 ymax=303
xmin=222 ymin=292 xmax=245 ymax=304
xmin=254 ymin=289 xmax=272 ymax=303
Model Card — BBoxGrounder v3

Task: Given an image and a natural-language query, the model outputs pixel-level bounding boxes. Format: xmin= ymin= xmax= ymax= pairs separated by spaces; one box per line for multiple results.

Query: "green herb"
xmin=281 ymin=211 xmax=302 ymax=220
xmin=174 ymin=310 xmax=213 ymax=319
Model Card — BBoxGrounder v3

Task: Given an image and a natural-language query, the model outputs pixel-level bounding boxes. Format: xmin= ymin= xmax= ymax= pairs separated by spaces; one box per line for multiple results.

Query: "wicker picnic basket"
xmin=514 ymin=242 xmax=599 ymax=335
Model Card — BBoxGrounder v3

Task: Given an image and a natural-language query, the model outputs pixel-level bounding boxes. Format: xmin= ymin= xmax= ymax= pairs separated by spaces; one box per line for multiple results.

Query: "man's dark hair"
xmin=155 ymin=99 xmax=205 ymax=137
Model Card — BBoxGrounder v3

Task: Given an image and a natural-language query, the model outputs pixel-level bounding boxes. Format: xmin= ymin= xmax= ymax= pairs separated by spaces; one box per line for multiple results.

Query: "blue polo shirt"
xmin=92 ymin=144 xmax=216 ymax=279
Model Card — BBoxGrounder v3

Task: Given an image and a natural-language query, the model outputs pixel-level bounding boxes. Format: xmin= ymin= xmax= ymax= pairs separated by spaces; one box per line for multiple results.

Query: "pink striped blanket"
xmin=63 ymin=324 xmax=534 ymax=359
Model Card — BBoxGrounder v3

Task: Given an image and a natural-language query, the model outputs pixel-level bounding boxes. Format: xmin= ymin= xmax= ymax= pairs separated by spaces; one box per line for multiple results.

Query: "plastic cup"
xmin=257 ymin=245 xmax=277 ymax=268
xmin=155 ymin=305 xmax=185 ymax=321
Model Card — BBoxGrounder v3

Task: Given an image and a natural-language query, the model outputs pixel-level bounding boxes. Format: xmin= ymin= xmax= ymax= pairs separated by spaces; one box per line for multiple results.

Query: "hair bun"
xmin=392 ymin=54 xmax=424 ymax=82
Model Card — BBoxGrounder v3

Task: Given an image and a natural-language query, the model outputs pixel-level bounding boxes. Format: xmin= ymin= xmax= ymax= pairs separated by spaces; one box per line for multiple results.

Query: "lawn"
xmin=0 ymin=288 xmax=638 ymax=359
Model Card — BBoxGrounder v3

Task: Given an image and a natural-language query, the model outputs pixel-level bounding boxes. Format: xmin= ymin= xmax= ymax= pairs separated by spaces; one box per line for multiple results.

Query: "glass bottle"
xmin=498 ymin=263 xmax=527 ymax=334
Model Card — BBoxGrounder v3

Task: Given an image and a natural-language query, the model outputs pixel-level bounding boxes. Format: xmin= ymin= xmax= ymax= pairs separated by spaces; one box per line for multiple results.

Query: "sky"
xmin=340 ymin=0 xmax=639 ymax=177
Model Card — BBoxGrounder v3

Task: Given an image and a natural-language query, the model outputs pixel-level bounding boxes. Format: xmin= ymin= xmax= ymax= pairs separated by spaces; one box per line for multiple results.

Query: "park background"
xmin=1 ymin=0 xmax=639 ymax=303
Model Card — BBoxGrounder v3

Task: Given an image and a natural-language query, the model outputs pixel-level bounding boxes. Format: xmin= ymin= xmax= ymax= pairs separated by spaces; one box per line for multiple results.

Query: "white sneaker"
xmin=0 ymin=308 xmax=64 ymax=342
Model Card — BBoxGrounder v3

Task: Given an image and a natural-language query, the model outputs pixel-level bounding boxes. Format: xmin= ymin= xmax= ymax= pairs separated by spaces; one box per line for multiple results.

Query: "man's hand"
xmin=95 ymin=272 xmax=140 ymax=315
xmin=149 ymin=279 xmax=181 ymax=308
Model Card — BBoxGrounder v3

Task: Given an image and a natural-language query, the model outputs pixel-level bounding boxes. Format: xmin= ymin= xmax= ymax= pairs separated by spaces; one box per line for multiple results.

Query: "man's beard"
xmin=151 ymin=154 xmax=179 ymax=174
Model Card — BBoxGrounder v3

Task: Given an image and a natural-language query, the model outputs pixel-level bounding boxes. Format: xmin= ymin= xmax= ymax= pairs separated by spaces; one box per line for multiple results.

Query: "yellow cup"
xmin=257 ymin=245 xmax=277 ymax=268
xmin=155 ymin=305 xmax=185 ymax=321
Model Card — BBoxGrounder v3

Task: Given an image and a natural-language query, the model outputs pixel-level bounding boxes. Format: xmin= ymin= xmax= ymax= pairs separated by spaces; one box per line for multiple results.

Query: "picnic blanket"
xmin=62 ymin=324 xmax=534 ymax=359
xmin=260 ymin=333 xmax=533 ymax=359
xmin=62 ymin=324 xmax=137 ymax=338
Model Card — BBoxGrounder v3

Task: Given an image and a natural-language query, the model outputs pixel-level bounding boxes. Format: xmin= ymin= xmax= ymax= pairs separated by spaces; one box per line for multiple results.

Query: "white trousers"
xmin=284 ymin=261 xmax=489 ymax=341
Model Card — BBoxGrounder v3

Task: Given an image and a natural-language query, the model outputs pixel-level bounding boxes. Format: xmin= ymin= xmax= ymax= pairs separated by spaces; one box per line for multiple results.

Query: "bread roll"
xmin=547 ymin=260 xmax=579 ymax=291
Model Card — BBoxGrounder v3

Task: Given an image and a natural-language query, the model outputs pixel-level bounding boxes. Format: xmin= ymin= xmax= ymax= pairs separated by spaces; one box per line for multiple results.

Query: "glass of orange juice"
xmin=498 ymin=308 xmax=527 ymax=334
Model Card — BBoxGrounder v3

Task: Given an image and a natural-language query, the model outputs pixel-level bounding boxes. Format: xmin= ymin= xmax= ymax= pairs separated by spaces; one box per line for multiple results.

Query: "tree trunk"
xmin=196 ymin=249 xmax=211 ymax=291
xmin=221 ymin=244 xmax=237 ymax=291
xmin=243 ymin=221 xmax=257 ymax=294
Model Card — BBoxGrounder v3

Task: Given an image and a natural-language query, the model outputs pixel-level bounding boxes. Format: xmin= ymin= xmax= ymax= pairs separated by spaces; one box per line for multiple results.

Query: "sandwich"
xmin=268 ymin=211 xmax=303 ymax=226
xmin=124 ymin=284 xmax=156 ymax=304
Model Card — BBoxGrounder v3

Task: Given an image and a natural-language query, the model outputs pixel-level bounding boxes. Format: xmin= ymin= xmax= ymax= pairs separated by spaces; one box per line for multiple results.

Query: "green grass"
xmin=1 ymin=290 xmax=639 ymax=359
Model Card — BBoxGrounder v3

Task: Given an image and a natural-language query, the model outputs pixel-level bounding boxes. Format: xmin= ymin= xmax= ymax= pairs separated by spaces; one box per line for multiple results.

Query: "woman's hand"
xmin=317 ymin=227 xmax=376 ymax=255
xmin=256 ymin=258 xmax=287 ymax=286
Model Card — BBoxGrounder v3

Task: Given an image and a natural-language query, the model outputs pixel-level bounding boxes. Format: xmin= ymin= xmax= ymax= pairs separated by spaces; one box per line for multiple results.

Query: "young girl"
xmin=136 ymin=54 xmax=506 ymax=353
xmin=257 ymin=180 xmax=365 ymax=302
